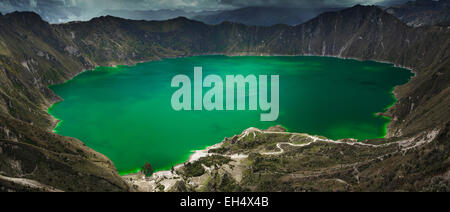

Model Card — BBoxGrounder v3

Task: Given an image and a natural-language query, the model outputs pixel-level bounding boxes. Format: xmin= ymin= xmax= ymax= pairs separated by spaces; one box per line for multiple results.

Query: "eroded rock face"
xmin=64 ymin=46 xmax=81 ymax=57
xmin=385 ymin=0 xmax=450 ymax=27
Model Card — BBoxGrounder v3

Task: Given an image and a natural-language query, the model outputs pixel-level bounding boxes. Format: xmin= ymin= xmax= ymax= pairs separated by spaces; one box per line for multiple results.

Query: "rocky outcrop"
xmin=386 ymin=0 xmax=450 ymax=27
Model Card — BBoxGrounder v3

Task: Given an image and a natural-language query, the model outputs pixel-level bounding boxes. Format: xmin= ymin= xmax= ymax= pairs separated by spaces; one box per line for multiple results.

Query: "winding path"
xmin=259 ymin=131 xmax=334 ymax=155
xmin=258 ymin=128 xmax=440 ymax=156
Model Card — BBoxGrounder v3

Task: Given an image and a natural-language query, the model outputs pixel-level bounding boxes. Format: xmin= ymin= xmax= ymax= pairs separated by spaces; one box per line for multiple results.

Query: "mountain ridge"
xmin=192 ymin=6 xmax=343 ymax=26
xmin=386 ymin=0 xmax=450 ymax=27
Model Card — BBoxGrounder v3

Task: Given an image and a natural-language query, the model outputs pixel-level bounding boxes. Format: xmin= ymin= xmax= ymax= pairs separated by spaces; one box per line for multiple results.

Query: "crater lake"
xmin=48 ymin=55 xmax=413 ymax=174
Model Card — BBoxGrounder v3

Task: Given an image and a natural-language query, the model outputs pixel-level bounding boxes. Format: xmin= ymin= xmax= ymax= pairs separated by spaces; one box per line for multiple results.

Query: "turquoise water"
xmin=48 ymin=56 xmax=413 ymax=174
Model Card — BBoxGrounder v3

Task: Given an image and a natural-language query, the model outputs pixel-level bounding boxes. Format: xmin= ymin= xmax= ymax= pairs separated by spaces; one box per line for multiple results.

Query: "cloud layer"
xmin=0 ymin=0 xmax=407 ymax=22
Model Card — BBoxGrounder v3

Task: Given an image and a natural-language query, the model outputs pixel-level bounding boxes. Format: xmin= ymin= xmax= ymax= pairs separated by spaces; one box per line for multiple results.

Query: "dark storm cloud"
xmin=0 ymin=0 xmax=406 ymax=11
xmin=0 ymin=0 xmax=408 ymax=22
xmin=219 ymin=0 xmax=409 ymax=7
xmin=220 ymin=0 xmax=356 ymax=7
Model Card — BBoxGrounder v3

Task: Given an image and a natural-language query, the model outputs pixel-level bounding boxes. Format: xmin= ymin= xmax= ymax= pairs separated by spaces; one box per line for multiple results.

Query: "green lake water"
xmin=48 ymin=55 xmax=413 ymax=174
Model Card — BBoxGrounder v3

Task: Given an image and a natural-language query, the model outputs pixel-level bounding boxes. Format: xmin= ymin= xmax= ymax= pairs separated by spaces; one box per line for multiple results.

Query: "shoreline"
xmin=44 ymin=52 xmax=415 ymax=178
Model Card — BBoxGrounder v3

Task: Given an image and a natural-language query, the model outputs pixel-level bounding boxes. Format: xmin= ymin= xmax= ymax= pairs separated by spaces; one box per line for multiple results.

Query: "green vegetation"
xmin=181 ymin=155 xmax=233 ymax=178
xmin=142 ymin=162 xmax=154 ymax=177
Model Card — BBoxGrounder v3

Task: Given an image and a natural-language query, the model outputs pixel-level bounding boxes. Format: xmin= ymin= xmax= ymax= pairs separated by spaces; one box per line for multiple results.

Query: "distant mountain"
xmin=385 ymin=0 xmax=450 ymax=27
xmin=192 ymin=6 xmax=343 ymax=26
xmin=0 ymin=0 xmax=81 ymax=23
xmin=98 ymin=9 xmax=220 ymax=21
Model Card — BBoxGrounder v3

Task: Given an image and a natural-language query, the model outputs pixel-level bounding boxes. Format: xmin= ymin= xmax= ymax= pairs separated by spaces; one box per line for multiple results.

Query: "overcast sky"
xmin=0 ymin=0 xmax=408 ymax=22
xmin=0 ymin=0 xmax=408 ymax=11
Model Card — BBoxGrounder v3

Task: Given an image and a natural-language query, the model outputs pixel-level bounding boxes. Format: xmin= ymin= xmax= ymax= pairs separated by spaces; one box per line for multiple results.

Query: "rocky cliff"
xmin=386 ymin=0 xmax=450 ymax=27
xmin=0 ymin=5 xmax=448 ymax=191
